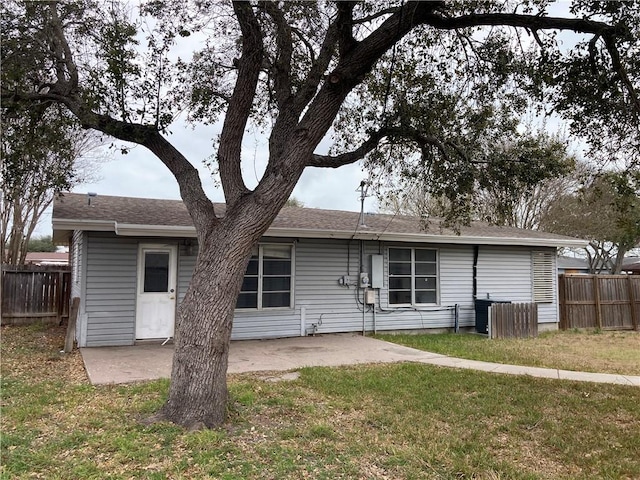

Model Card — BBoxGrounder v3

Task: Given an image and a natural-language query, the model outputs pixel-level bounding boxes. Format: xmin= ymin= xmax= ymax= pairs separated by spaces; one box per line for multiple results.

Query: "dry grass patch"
xmin=376 ymin=329 xmax=640 ymax=375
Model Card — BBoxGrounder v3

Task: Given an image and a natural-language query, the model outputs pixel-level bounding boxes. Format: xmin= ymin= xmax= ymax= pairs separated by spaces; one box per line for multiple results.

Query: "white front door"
xmin=136 ymin=244 xmax=178 ymax=340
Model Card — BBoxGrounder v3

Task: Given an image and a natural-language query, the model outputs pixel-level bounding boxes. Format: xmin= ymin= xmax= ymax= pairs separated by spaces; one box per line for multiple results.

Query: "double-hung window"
xmin=388 ymin=248 xmax=438 ymax=305
xmin=236 ymin=244 xmax=293 ymax=310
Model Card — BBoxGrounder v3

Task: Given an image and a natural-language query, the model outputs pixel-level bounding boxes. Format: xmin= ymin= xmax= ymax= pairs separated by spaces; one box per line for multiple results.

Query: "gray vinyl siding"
xmin=84 ymin=233 xmax=138 ymax=346
xmin=293 ymin=239 xmax=366 ymax=335
xmin=169 ymin=239 xmax=559 ymax=340
xmin=476 ymin=245 xmax=559 ymax=325
xmin=476 ymin=246 xmax=533 ymax=301
xmin=177 ymin=244 xmax=197 ymax=305
xmin=79 ymin=234 xmax=559 ymax=346
xmin=71 ymin=230 xmax=89 ymax=347
xmin=295 ymin=241 xmax=472 ymax=335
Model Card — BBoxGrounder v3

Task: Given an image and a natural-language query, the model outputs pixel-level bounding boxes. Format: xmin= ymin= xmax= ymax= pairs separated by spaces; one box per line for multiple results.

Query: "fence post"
xmin=64 ymin=297 xmax=80 ymax=353
xmin=593 ymin=276 xmax=602 ymax=329
xmin=628 ymin=276 xmax=638 ymax=331
xmin=57 ymin=271 xmax=64 ymax=324
xmin=488 ymin=305 xmax=493 ymax=339
xmin=558 ymin=274 xmax=566 ymax=330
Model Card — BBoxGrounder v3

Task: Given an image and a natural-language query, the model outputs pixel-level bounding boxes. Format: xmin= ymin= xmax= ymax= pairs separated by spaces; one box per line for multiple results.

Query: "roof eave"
xmin=268 ymin=227 xmax=588 ymax=248
xmin=52 ymin=219 xmax=587 ymax=248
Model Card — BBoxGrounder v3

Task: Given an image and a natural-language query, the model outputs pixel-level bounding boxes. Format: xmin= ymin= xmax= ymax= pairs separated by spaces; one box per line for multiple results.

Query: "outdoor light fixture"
xmin=183 ymin=239 xmax=194 ymax=256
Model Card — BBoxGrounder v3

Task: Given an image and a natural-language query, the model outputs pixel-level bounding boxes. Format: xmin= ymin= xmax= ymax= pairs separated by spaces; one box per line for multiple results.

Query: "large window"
xmin=388 ymin=248 xmax=438 ymax=305
xmin=236 ymin=244 xmax=293 ymax=310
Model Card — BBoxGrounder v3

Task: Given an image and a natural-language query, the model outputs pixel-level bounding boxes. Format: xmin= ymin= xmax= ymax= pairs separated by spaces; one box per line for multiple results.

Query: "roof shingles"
xmin=53 ymin=193 xmax=584 ymax=246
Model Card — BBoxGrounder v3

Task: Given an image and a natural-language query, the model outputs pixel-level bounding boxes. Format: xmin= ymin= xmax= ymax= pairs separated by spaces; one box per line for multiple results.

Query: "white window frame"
xmin=236 ymin=243 xmax=295 ymax=311
xmin=387 ymin=247 xmax=439 ymax=306
xmin=532 ymin=251 xmax=555 ymax=303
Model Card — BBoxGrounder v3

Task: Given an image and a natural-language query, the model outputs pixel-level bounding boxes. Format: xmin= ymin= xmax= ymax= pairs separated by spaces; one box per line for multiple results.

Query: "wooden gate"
xmin=558 ymin=274 xmax=640 ymax=330
xmin=1 ymin=266 xmax=71 ymax=325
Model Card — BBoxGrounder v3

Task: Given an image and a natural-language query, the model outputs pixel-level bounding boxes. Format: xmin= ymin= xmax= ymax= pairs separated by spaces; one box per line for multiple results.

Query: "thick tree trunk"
xmin=158 ymin=217 xmax=263 ymax=429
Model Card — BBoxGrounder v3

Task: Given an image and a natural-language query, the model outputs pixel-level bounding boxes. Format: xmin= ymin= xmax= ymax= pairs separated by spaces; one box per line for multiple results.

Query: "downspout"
xmin=360 ymin=239 xmax=366 ymax=335
xmin=473 ymin=245 xmax=479 ymax=300
xmin=469 ymin=245 xmax=479 ymax=335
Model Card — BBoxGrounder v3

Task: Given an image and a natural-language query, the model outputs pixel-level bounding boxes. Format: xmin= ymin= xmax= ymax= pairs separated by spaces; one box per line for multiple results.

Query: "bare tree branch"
xmin=72 ymin=106 xmax=217 ymax=234
xmin=336 ymin=2 xmax=357 ymax=56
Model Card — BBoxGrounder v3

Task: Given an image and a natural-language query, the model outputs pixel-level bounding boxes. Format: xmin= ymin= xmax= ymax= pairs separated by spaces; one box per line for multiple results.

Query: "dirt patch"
xmin=1 ymin=324 xmax=88 ymax=384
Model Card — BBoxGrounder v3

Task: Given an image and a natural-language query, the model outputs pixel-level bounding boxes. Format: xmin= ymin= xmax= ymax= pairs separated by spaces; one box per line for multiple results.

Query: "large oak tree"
xmin=2 ymin=1 xmax=638 ymax=428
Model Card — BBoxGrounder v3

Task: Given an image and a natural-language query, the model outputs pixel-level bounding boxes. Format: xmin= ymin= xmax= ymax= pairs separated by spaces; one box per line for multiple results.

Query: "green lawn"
xmin=2 ymin=324 xmax=639 ymax=479
xmin=375 ymin=329 xmax=640 ymax=376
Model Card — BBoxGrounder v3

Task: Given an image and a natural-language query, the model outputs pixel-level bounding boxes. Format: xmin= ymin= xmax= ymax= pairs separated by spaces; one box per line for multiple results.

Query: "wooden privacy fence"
xmin=558 ymin=274 xmax=640 ymax=331
xmin=489 ymin=302 xmax=538 ymax=339
xmin=1 ymin=266 xmax=71 ymax=325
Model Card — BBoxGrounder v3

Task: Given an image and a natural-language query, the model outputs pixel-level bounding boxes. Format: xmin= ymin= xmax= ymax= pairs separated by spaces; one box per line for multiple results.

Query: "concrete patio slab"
xmin=81 ymin=333 xmax=440 ymax=385
xmin=80 ymin=333 xmax=640 ymax=387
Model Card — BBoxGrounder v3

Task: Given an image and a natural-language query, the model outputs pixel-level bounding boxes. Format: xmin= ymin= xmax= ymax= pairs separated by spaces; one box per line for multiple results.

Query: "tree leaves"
xmin=541 ymin=169 xmax=640 ymax=273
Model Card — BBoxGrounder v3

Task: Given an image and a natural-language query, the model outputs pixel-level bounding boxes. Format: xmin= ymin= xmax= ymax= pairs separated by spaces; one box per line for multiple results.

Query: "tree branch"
xmin=296 ymin=2 xmax=445 ymax=151
xmin=37 ymin=92 xmax=217 ymax=233
xmin=308 ymin=130 xmax=387 ymax=168
xmin=46 ymin=2 xmax=79 ymax=94
xmin=217 ymin=1 xmax=263 ymax=205
xmin=291 ymin=9 xmax=340 ymax=115
xmin=423 ymin=11 xmax=615 ymax=35
xmin=336 ymin=2 xmax=357 ymax=56
xmin=603 ymin=34 xmax=640 ymax=115
xmin=261 ymin=2 xmax=293 ymax=108
xmin=307 ymin=125 xmax=467 ymax=168
xmin=352 ymin=7 xmax=401 ymax=25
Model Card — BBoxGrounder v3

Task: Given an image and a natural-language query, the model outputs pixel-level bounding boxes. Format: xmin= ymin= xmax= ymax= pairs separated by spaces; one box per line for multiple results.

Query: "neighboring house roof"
xmin=622 ymin=257 xmax=640 ymax=274
xmin=557 ymin=256 xmax=590 ymax=272
xmin=52 ymin=193 xmax=587 ymax=248
xmin=25 ymin=252 xmax=69 ymax=266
